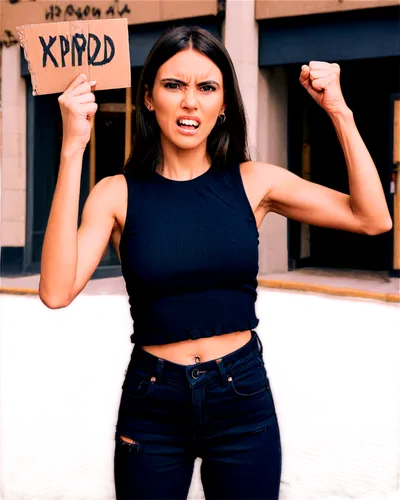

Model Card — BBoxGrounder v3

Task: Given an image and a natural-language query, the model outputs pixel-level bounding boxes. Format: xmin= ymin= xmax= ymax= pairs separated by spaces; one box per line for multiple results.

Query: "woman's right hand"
xmin=58 ymin=73 xmax=98 ymax=154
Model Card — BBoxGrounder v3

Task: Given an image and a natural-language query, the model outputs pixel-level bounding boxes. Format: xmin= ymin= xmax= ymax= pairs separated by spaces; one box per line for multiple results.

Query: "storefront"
xmin=257 ymin=3 xmax=400 ymax=275
xmin=1 ymin=0 xmax=223 ymax=276
xmin=1 ymin=0 xmax=399 ymax=278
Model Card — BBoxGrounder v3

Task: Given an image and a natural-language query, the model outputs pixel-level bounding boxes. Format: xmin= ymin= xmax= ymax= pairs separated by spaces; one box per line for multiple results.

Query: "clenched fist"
xmin=300 ymin=61 xmax=349 ymax=115
xmin=58 ymin=73 xmax=98 ymax=153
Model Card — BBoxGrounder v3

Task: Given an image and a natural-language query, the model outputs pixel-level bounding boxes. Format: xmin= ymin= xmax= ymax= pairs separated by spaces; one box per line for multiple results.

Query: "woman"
xmin=39 ymin=25 xmax=392 ymax=500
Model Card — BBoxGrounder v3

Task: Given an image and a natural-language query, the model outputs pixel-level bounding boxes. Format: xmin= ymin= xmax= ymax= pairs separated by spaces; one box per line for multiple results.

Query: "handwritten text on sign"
xmin=40 ymin=33 xmax=115 ymax=67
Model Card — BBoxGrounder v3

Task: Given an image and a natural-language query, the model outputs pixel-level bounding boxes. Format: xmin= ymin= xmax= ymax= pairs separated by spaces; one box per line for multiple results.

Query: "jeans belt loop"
xmin=155 ymin=357 xmax=164 ymax=382
xmin=216 ymin=358 xmax=228 ymax=387
xmin=255 ymin=332 xmax=263 ymax=355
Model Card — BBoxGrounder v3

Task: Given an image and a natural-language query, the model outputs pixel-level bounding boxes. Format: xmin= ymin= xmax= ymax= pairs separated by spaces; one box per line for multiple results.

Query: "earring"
xmin=217 ymin=113 xmax=226 ymax=124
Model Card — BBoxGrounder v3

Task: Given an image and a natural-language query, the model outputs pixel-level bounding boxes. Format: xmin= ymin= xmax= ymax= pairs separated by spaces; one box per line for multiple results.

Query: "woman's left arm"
xmin=264 ymin=61 xmax=392 ymax=236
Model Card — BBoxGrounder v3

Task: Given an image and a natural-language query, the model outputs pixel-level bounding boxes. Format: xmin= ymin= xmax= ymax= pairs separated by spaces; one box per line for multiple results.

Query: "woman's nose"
xmin=182 ymin=88 xmax=198 ymax=108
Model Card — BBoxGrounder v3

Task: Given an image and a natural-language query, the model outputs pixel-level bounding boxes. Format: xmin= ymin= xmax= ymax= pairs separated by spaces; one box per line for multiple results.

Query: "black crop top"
xmin=119 ymin=161 xmax=260 ymax=345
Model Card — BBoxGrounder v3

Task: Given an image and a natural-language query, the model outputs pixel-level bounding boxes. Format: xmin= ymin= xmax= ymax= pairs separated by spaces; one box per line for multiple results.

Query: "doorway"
xmin=27 ymin=68 xmax=143 ymax=276
xmin=287 ymin=57 xmax=399 ymax=271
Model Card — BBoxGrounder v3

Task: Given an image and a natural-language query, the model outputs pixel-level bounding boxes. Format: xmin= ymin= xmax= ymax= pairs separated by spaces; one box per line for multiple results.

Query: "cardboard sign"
xmin=16 ymin=18 xmax=131 ymax=95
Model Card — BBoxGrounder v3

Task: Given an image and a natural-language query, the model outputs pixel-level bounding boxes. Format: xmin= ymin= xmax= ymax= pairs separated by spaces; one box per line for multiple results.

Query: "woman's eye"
xmin=164 ymin=83 xmax=216 ymax=92
xmin=200 ymin=85 xmax=216 ymax=92
xmin=165 ymin=83 xmax=180 ymax=89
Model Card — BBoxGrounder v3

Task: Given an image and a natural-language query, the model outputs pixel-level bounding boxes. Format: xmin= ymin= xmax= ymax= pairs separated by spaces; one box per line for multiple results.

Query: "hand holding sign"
xmin=58 ymin=73 xmax=98 ymax=153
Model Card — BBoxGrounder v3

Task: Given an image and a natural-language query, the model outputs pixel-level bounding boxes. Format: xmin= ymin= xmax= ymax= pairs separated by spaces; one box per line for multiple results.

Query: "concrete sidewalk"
xmin=2 ymin=288 xmax=399 ymax=499
xmin=258 ymin=268 xmax=400 ymax=304
xmin=1 ymin=267 xmax=399 ymax=303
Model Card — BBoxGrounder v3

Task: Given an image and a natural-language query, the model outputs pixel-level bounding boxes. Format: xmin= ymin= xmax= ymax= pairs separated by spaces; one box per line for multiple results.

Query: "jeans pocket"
xmin=257 ymin=356 xmax=279 ymax=416
xmin=122 ymin=369 xmax=156 ymax=399
xmin=227 ymin=358 xmax=268 ymax=398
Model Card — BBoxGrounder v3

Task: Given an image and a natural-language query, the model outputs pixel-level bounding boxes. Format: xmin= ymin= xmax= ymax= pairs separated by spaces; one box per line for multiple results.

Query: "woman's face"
xmin=145 ymin=48 xmax=226 ymax=151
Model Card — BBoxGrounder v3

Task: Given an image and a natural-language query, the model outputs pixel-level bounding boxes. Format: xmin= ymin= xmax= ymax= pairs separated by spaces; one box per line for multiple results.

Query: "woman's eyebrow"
xmin=160 ymin=78 xmax=220 ymax=88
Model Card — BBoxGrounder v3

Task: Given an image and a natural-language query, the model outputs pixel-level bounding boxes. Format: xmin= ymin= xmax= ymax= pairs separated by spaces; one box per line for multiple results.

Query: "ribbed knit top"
xmin=119 ymin=161 xmax=260 ymax=345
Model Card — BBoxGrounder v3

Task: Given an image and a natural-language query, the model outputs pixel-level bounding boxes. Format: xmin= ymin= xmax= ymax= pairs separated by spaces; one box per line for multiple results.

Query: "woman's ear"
xmin=144 ymin=84 xmax=154 ymax=111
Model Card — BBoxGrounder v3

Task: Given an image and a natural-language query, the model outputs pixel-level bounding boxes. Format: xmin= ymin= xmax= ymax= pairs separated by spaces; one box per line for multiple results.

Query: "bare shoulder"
xmin=239 ymin=160 xmax=284 ymax=207
xmin=91 ymin=173 xmax=124 ymax=195
xmin=100 ymin=173 xmax=127 ymax=200
xmin=81 ymin=174 xmax=127 ymax=238
xmin=90 ymin=174 xmax=124 ymax=217
xmin=239 ymin=160 xmax=283 ymax=183
xmin=108 ymin=172 xmax=127 ymax=193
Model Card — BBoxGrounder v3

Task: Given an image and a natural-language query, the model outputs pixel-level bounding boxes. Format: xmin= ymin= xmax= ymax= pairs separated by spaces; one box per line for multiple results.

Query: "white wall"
xmin=223 ymin=0 xmax=259 ymax=160
xmin=0 ymin=44 xmax=27 ymax=248
xmin=257 ymin=67 xmax=289 ymax=274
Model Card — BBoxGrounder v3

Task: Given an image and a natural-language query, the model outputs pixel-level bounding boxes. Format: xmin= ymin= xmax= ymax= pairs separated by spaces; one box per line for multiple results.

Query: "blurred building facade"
xmin=1 ymin=0 xmax=399 ymax=278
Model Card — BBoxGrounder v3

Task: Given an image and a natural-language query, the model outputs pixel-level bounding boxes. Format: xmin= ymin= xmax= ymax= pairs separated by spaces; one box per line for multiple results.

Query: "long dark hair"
xmin=122 ymin=25 xmax=251 ymax=178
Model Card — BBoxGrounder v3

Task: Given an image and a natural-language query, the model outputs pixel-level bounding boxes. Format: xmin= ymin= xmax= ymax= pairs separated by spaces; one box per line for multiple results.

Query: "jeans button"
xmin=192 ymin=368 xmax=200 ymax=379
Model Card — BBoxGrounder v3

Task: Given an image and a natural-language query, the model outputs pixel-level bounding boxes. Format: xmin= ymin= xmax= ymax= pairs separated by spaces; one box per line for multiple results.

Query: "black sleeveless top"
xmin=119 ymin=161 xmax=260 ymax=345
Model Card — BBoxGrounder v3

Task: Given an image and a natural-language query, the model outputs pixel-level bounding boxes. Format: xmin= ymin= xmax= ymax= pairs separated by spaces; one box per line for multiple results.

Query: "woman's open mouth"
xmin=176 ymin=118 xmax=200 ymax=135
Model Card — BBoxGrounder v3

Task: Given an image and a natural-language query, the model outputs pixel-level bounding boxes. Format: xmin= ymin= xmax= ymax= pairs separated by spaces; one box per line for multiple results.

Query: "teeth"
xmin=178 ymin=119 xmax=199 ymax=127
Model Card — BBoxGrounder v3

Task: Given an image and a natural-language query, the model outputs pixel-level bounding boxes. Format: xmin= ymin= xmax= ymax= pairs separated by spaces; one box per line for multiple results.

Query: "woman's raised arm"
xmin=38 ymin=73 xmax=117 ymax=309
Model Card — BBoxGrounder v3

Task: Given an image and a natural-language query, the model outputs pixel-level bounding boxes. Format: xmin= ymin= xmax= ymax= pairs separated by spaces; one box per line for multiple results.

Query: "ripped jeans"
xmin=114 ymin=330 xmax=282 ymax=499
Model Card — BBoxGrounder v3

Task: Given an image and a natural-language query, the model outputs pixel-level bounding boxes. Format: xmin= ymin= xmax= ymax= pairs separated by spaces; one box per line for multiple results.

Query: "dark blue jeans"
xmin=114 ymin=330 xmax=282 ymax=499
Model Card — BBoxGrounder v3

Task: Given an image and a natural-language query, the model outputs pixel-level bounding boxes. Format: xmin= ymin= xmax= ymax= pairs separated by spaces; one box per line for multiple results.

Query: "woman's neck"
xmin=158 ymin=140 xmax=211 ymax=181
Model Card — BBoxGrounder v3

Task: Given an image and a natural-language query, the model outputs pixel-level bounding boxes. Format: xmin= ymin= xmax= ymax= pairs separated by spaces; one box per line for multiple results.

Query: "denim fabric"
xmin=114 ymin=330 xmax=282 ymax=499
